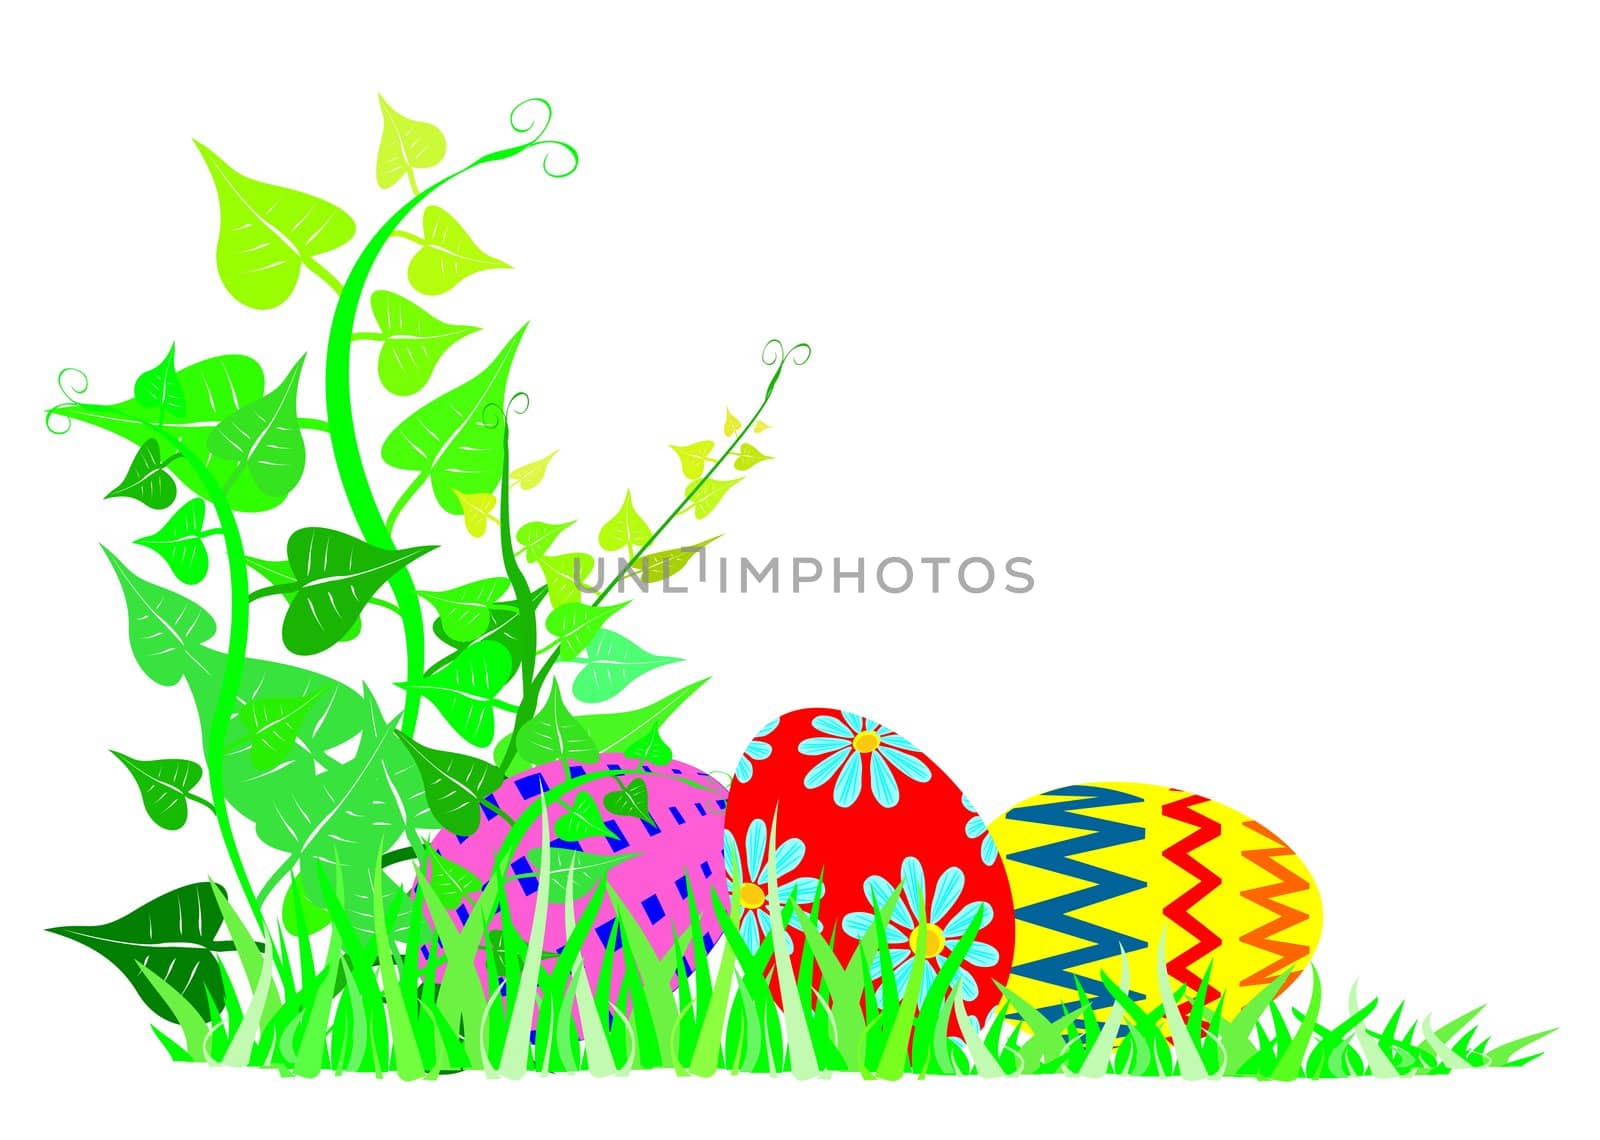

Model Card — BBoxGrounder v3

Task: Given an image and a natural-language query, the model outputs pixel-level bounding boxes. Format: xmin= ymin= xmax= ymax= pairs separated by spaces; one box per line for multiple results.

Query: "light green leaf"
xmin=194 ymin=141 xmax=355 ymax=310
xmin=111 ymin=751 xmax=203 ymax=831
xmin=279 ymin=528 xmax=434 ymax=656
xmin=282 ymin=876 xmax=330 ymax=937
xmin=134 ymin=499 xmax=209 ymax=585
xmin=375 ymin=94 xmax=447 ymax=191
xmin=104 ymin=546 xmax=216 ymax=686
xmin=510 ymin=450 xmax=557 ymax=490
xmin=419 ymin=577 xmax=514 ymax=642
xmin=106 ymin=438 xmax=176 ymax=510
xmin=514 ymin=683 xmax=597 ymax=767
xmin=398 ymin=641 xmax=516 ymax=747
xmin=395 ymin=731 xmax=505 ymax=835
xmin=536 ymin=552 xmax=595 ymax=607
xmin=406 ymin=205 xmax=510 ymax=295
xmin=554 ymin=791 xmax=611 ymax=842
xmin=233 ymin=690 xmax=326 ymax=771
xmin=598 ymin=490 xmax=650 ymax=554
xmin=670 ymin=440 xmax=715 ymax=479
xmin=572 ymin=629 xmax=682 ymax=703
xmin=685 ymin=476 xmax=741 ymax=520
xmin=208 ymin=354 xmax=306 ymax=504
xmin=575 ymin=678 xmax=708 ymax=757
xmin=516 ymin=848 xmax=636 ymax=903
xmin=367 ymin=291 xmax=478 ymax=396
xmin=546 ymin=601 xmax=627 ymax=661
xmin=133 ymin=344 xmax=183 ymax=419
xmin=733 ymin=442 xmax=772 ymax=471
xmin=380 ymin=324 xmax=526 ymax=514
xmin=517 ymin=519 xmax=574 ymax=561
xmin=424 ymin=854 xmax=483 ymax=909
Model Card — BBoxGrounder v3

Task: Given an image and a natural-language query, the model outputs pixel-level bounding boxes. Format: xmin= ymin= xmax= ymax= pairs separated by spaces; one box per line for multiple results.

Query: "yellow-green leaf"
xmin=685 ymin=477 xmax=741 ymax=520
xmin=732 ymin=443 xmax=772 ymax=471
xmin=537 ymin=552 xmax=595 ymax=608
xmin=511 ymin=450 xmax=558 ymax=490
xmin=598 ymin=490 xmax=650 ymax=554
xmin=407 ymin=206 xmax=510 ymax=295
xmin=454 ymin=490 xmax=496 ymax=537
xmin=671 ymin=440 xmax=715 ymax=479
xmin=375 ymin=94 xmax=447 ymax=192
xmin=723 ymin=407 xmax=740 ymax=437
xmin=516 ymin=520 xmax=573 ymax=561
xmin=637 ymin=537 xmax=719 ymax=583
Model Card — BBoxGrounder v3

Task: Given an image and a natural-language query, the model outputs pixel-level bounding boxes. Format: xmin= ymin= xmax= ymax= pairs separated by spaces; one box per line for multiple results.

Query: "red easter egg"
xmin=724 ymin=708 xmax=1015 ymax=1023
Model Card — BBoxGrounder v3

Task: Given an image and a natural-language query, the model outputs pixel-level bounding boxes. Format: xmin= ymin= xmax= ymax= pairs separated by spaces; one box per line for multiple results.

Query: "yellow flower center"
xmin=852 ymin=729 xmax=882 ymax=754
xmin=738 ymin=881 xmax=767 ymax=910
xmin=908 ymin=922 xmax=947 ymax=959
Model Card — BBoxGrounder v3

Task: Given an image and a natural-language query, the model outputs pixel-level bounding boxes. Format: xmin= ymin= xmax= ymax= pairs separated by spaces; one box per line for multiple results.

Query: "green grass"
xmin=139 ymin=869 xmax=1553 ymax=1080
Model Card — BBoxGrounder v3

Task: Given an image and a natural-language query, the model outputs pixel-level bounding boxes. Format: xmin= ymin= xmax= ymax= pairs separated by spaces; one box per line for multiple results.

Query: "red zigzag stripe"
xmin=1238 ymin=819 xmax=1315 ymax=989
xmin=1160 ymin=793 xmax=1223 ymax=1002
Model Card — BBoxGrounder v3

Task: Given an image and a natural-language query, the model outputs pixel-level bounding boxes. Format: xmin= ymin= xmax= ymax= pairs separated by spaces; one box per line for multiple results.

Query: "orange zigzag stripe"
xmin=1160 ymin=792 xmax=1223 ymax=1002
xmin=1239 ymin=819 xmax=1315 ymax=989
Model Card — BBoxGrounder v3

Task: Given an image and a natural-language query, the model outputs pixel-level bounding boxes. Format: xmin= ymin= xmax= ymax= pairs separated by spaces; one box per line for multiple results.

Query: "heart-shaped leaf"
xmin=516 ymin=848 xmax=636 ymax=903
xmin=514 ymin=683 xmax=597 ymax=767
xmin=406 ymin=205 xmax=509 ymax=295
xmin=685 ymin=476 xmax=741 ymax=520
xmin=112 ymin=751 xmax=203 ymax=831
xmin=395 ymin=731 xmax=504 ymax=835
xmin=636 ymin=537 xmax=718 ymax=584
xmin=133 ymin=344 xmax=183 ymax=420
xmin=48 ymin=883 xmax=234 ymax=1023
xmin=233 ymin=690 xmax=326 ymax=771
xmin=517 ymin=520 xmax=573 ymax=561
xmin=546 ymin=601 xmax=627 ymax=660
xmin=602 ymin=777 xmax=653 ymax=822
xmin=398 ymin=641 xmax=516 ymax=747
xmin=281 ymin=875 xmax=330 ymax=937
xmin=381 ymin=325 xmax=526 ymax=515
xmin=536 ymin=552 xmax=595 ymax=608
xmin=104 ymin=547 xmax=216 ymax=685
xmin=366 ymin=291 xmax=478 ymax=396
xmin=598 ymin=490 xmax=650 ymax=554
xmin=723 ymin=408 xmax=740 ymax=437
xmin=424 ymin=854 xmax=483 ymax=909
xmin=572 ymin=630 xmax=682 ymax=703
xmin=733 ymin=443 xmax=772 ymax=471
xmin=246 ymin=557 xmax=361 ymax=643
xmin=670 ymin=440 xmax=714 ymax=479
xmin=510 ymin=451 xmax=558 ymax=491
xmin=134 ymin=499 xmax=209 ymax=585
xmin=419 ymin=577 xmax=514 ymax=643
xmin=195 ymin=142 xmax=355 ymax=310
xmin=553 ymin=791 xmax=610 ymax=842
xmin=106 ymin=439 xmax=176 ymax=510
xmin=375 ymin=94 xmax=447 ymax=191
xmin=208 ymin=355 xmax=307 ymax=504
xmin=575 ymin=678 xmax=708 ymax=757
xmin=280 ymin=528 xmax=435 ymax=656
xmin=454 ymin=490 xmax=496 ymax=537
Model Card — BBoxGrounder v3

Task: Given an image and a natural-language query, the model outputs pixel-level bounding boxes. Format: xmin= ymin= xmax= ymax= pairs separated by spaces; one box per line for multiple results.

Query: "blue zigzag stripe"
xmin=1006 ymin=784 xmax=1150 ymax=1020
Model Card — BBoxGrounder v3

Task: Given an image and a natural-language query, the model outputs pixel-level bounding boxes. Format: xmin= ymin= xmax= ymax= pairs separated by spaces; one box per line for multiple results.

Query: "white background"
xmin=2 ymin=1 xmax=1596 ymax=1135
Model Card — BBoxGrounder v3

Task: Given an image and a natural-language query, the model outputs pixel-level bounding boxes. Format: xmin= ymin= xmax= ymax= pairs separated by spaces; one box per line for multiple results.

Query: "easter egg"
xmin=724 ymin=708 xmax=1015 ymax=1019
xmin=426 ymin=755 xmax=730 ymax=1002
xmin=989 ymin=781 xmax=1323 ymax=1025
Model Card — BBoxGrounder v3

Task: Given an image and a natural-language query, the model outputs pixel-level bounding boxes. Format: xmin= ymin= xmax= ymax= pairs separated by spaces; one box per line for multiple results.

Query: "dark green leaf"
xmin=48 ymin=883 xmax=231 ymax=1023
xmin=545 ymin=600 xmax=627 ymax=660
xmin=106 ymin=439 xmax=176 ymax=509
xmin=571 ymin=629 xmax=682 ymax=703
xmin=553 ymin=791 xmax=610 ymax=842
xmin=602 ymin=778 xmax=652 ymax=823
xmin=111 ymin=751 xmax=203 ymax=831
xmin=134 ymin=499 xmax=209 ymax=585
xmin=133 ymin=344 xmax=183 ymax=419
xmin=515 ymin=683 xmax=597 ymax=767
xmin=367 ymin=291 xmax=477 ymax=396
xmin=280 ymin=527 xmax=434 ymax=656
xmin=208 ymin=354 xmax=307 ymax=503
xmin=247 ymin=556 xmax=360 ymax=643
xmin=104 ymin=546 xmax=216 ymax=685
xmin=395 ymin=731 xmax=505 ymax=835
xmin=398 ymin=641 xmax=516 ymax=747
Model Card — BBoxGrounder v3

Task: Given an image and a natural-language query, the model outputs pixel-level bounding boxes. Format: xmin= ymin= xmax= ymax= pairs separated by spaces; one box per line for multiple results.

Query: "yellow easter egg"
xmin=989 ymin=781 xmax=1322 ymax=1024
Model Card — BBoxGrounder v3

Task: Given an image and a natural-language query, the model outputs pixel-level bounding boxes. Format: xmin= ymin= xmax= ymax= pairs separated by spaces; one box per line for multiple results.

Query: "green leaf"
xmin=398 ymin=641 xmax=516 ymax=747
xmin=134 ymin=499 xmax=209 ymax=585
xmin=536 ymin=552 xmax=595 ymax=607
xmin=630 ymin=727 xmax=674 ymax=764
xmin=48 ymin=883 xmax=231 ymax=1023
xmin=510 ymin=451 xmax=558 ymax=491
xmin=194 ymin=141 xmax=355 ymax=310
xmin=517 ymin=519 xmax=574 ymax=561
xmin=670 ymin=440 xmax=715 ymax=479
xmin=375 ymin=94 xmax=447 ymax=190
xmin=104 ymin=546 xmax=216 ymax=685
xmin=545 ymin=601 xmax=627 ymax=660
xmin=418 ymin=577 xmax=514 ymax=642
xmin=516 ymin=848 xmax=636 ymax=903
xmin=576 ymin=679 xmax=708 ymax=757
xmin=733 ymin=442 xmax=772 ymax=471
xmin=723 ymin=407 xmax=740 ymax=437
xmin=425 ymin=854 xmax=482 ymax=909
xmin=553 ymin=791 xmax=611 ymax=842
xmin=280 ymin=527 xmax=435 ymax=656
xmin=636 ymin=537 xmax=719 ymax=584
xmin=515 ymin=683 xmax=598 ymax=767
xmin=406 ymin=205 xmax=510 ymax=295
xmin=685 ymin=477 xmax=741 ymax=520
xmin=396 ymin=731 xmax=505 ymax=835
xmin=602 ymin=777 xmax=652 ymax=822
xmin=247 ymin=557 xmax=361 ymax=643
xmin=133 ymin=344 xmax=183 ymax=419
xmin=598 ymin=490 xmax=650 ymax=554
xmin=367 ymin=291 xmax=478 ymax=396
xmin=106 ymin=439 xmax=176 ymax=510
xmin=282 ymin=876 xmax=330 ymax=937
xmin=207 ymin=354 xmax=307 ymax=504
xmin=572 ymin=629 xmax=682 ymax=703
xmin=380 ymin=324 xmax=527 ymax=514
xmin=111 ymin=751 xmax=203 ymax=831
xmin=233 ymin=690 xmax=326 ymax=771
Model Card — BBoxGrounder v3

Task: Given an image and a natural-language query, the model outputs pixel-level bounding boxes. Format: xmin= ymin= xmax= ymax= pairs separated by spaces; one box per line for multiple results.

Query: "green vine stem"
xmin=323 ymin=99 xmax=577 ymax=736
